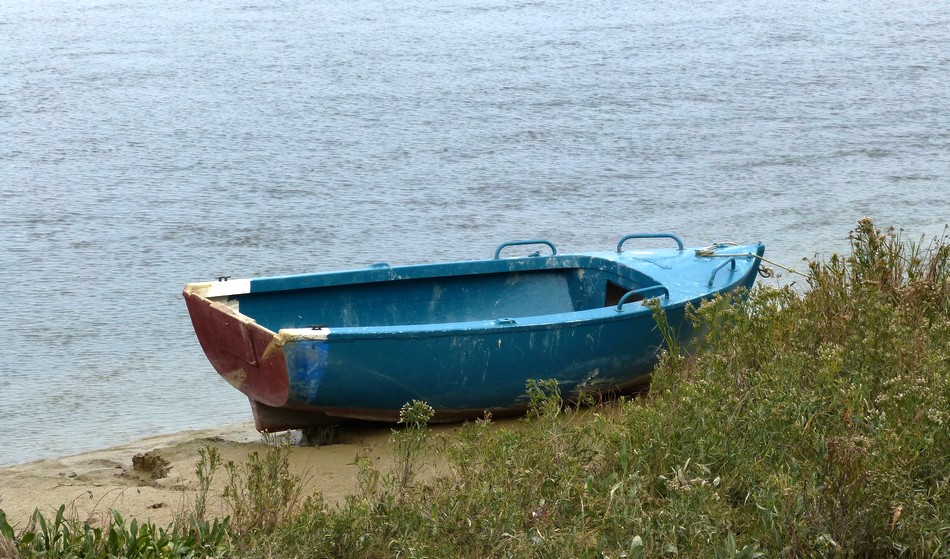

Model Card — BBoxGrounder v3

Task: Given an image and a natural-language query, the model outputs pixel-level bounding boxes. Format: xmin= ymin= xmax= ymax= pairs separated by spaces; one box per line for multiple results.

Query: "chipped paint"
xmin=262 ymin=335 xmax=288 ymax=359
xmin=278 ymin=326 xmax=332 ymax=341
xmin=183 ymin=288 xmax=291 ymax=412
xmin=221 ymin=367 xmax=247 ymax=389
xmin=183 ymin=278 xmax=251 ymax=298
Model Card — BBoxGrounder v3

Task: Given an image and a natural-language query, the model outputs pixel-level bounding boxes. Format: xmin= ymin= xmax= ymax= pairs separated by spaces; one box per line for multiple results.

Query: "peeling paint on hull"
xmin=184 ymin=237 xmax=765 ymax=431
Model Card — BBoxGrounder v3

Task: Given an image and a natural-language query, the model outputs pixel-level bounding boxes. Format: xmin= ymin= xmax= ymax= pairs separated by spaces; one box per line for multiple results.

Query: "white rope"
xmin=695 ymin=243 xmax=809 ymax=279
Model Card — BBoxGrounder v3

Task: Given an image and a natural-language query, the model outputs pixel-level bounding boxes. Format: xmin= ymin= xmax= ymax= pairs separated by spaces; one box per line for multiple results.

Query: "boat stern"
xmin=183 ymin=281 xmax=291 ymax=418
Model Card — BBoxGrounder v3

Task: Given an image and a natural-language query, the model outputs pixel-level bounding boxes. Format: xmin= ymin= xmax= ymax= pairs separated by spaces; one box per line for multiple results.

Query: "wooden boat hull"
xmin=184 ymin=235 xmax=765 ymax=430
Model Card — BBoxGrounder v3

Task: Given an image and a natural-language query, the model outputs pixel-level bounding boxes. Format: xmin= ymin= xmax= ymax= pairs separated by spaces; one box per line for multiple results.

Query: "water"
xmin=1 ymin=0 xmax=947 ymax=466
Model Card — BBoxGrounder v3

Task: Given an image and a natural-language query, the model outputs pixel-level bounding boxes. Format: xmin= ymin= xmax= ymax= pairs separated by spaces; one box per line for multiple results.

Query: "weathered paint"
xmin=183 ymin=237 xmax=765 ymax=431
xmin=184 ymin=278 xmax=252 ymax=299
xmin=183 ymin=290 xmax=290 ymax=410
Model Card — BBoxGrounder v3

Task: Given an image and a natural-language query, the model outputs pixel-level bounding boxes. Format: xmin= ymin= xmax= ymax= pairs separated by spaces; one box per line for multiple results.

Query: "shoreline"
xmin=0 ymin=421 xmax=413 ymax=529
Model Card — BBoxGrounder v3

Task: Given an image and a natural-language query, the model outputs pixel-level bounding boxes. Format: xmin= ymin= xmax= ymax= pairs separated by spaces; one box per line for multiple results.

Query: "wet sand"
xmin=0 ymin=421 xmax=436 ymax=529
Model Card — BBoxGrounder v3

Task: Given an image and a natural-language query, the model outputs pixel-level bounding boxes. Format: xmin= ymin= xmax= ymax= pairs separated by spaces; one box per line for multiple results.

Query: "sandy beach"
xmin=0 ymin=421 xmax=435 ymax=530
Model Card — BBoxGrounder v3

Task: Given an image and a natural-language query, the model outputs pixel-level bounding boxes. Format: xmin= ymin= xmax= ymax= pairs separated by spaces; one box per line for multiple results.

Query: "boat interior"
xmin=233 ymin=257 xmax=660 ymax=332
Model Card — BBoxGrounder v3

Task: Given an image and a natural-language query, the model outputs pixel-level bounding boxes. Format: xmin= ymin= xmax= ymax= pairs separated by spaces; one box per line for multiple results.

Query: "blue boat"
xmin=184 ymin=234 xmax=765 ymax=431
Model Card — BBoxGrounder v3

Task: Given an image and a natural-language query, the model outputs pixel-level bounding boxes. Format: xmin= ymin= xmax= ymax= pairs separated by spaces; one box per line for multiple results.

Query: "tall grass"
xmin=3 ymin=219 xmax=947 ymax=558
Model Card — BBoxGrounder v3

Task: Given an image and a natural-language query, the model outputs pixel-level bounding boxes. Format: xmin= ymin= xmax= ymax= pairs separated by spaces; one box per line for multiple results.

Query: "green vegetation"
xmin=0 ymin=506 xmax=228 ymax=559
xmin=2 ymin=219 xmax=948 ymax=558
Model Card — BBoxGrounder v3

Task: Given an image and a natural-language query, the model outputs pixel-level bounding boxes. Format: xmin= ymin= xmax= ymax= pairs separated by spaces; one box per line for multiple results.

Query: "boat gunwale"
xmin=183 ymin=244 xmax=764 ymax=343
xmin=184 ymin=244 xmax=762 ymax=298
xmin=249 ymin=252 xmax=651 ymax=295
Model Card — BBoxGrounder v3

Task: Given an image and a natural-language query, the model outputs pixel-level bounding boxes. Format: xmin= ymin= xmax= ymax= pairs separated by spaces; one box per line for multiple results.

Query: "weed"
xmin=0 ymin=505 xmax=228 ymax=559
xmin=191 ymin=444 xmax=221 ymax=522
xmin=391 ymin=400 xmax=435 ymax=491
xmin=0 ymin=510 xmax=15 ymax=559
xmin=223 ymin=437 xmax=304 ymax=537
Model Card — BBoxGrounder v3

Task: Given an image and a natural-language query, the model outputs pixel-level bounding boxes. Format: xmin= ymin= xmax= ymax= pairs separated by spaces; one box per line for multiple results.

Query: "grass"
xmin=2 ymin=218 xmax=948 ymax=558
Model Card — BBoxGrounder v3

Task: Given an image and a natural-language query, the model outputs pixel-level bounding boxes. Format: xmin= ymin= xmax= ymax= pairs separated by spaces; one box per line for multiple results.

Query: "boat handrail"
xmin=616 ymin=233 xmax=685 ymax=252
xmin=706 ymin=257 xmax=739 ymax=287
xmin=615 ymin=285 xmax=670 ymax=311
xmin=494 ymin=239 xmax=558 ymax=259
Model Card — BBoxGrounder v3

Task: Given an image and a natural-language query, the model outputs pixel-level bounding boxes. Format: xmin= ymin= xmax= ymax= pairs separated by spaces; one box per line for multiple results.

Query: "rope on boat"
xmin=695 ymin=242 xmax=810 ymax=279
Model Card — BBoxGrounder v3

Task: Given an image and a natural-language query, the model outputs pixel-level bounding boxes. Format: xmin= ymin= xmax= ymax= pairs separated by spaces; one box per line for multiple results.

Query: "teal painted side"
xmin=282 ymin=305 xmax=687 ymax=412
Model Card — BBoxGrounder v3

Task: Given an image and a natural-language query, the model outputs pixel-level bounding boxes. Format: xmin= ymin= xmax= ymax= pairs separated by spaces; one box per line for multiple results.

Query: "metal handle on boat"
xmin=615 ymin=285 xmax=670 ymax=311
xmin=616 ymin=233 xmax=685 ymax=252
xmin=706 ymin=257 xmax=738 ymax=287
xmin=493 ymin=239 xmax=558 ymax=259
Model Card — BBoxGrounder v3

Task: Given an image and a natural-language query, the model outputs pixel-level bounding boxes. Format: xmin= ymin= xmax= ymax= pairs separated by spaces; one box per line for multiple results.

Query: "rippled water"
xmin=1 ymin=0 xmax=947 ymax=466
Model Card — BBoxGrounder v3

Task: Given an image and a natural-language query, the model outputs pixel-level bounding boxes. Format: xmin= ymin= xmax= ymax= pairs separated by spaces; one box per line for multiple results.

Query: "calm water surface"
xmin=1 ymin=0 xmax=947 ymax=465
